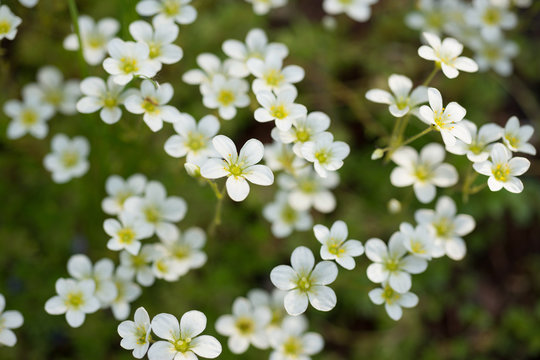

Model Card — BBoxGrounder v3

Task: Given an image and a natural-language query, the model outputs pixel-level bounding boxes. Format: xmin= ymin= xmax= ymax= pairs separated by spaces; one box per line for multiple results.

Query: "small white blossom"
xmin=183 ymin=53 xmax=236 ymax=86
xmin=501 ymin=116 xmax=536 ymax=155
xmin=0 ymin=5 xmax=22 ymax=41
xmin=18 ymin=0 xmax=39 ymax=8
xmin=103 ymin=39 xmax=160 ymax=85
xmin=263 ymin=191 xmax=312 ymax=238
xmin=268 ymin=316 xmax=324 ymax=360
xmin=313 ymin=220 xmax=364 ymax=270
xmin=136 ymin=0 xmax=197 ymax=25
xmin=247 ymin=53 xmax=305 ymax=93
xmin=470 ymin=37 xmax=518 ymax=76
xmin=201 ymin=75 xmax=250 ymax=120
xmin=446 ymin=120 xmax=503 ymax=162
xmin=3 ymin=95 xmax=54 ymax=140
xmin=270 ymin=246 xmax=338 ymax=316
xmin=246 ymin=289 xmax=289 ymax=334
xmin=129 ymin=19 xmax=183 ymax=68
xmin=369 ymin=283 xmax=419 ymax=320
xmin=102 ymin=174 xmax=147 ymax=215
xmin=273 ymin=111 xmax=331 ymax=157
xmin=263 ymin=142 xmax=306 ymax=173
xmin=67 ymin=254 xmax=117 ymax=306
xmin=301 ymin=132 xmax=350 ymax=178
xmin=245 ymin=0 xmax=287 ymax=15
xmin=254 ymin=87 xmax=307 ymax=131
xmin=466 ymin=0 xmax=517 ymax=41
xmin=405 ymin=0 xmax=448 ymax=34
xmin=104 ymin=213 xmax=153 ymax=255
xmin=323 ymin=0 xmax=377 ymax=22
xmin=43 ymin=134 xmax=90 ymax=184
xmin=0 ymin=294 xmax=24 ymax=347
xmin=118 ymin=307 xmax=152 ymax=359
xmin=119 ymin=245 xmax=159 ymax=287
xmin=398 ymin=222 xmax=435 ymax=260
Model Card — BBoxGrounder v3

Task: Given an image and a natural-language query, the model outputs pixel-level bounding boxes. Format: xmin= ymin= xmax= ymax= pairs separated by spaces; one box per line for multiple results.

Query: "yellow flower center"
xmin=61 ymin=152 xmax=79 ymax=168
xmin=163 ymin=0 xmax=180 ymax=16
xmin=328 ymin=242 xmax=345 ymax=256
xmin=118 ymin=228 xmax=136 ymax=244
xmin=66 ymin=292 xmax=84 ymax=308
xmin=120 ymin=57 xmax=139 ymax=73
xmin=156 ymin=259 xmax=168 ymax=273
xmin=235 ymin=317 xmax=255 ymax=335
xmin=0 ymin=21 xmax=10 ymax=35
xmin=434 ymin=218 xmax=454 ymax=238
xmin=281 ymin=205 xmax=298 ymax=223
xmin=142 ymin=97 xmax=159 ymax=113
xmin=483 ymin=8 xmax=501 ymax=25
xmin=385 ymin=258 xmax=400 ymax=272
xmin=104 ymin=95 xmax=118 ymax=108
xmin=382 ymin=284 xmax=400 ymax=305
xmin=228 ymin=163 xmax=243 ymax=177
xmin=283 ymin=336 xmax=303 ymax=355
xmin=186 ymin=133 xmax=206 ymax=151
xmin=426 ymin=12 xmax=444 ymax=28
xmin=45 ymin=91 xmax=63 ymax=106
xmin=297 ymin=276 xmax=311 ymax=291
xmin=396 ymin=97 xmax=409 ymax=110
xmin=136 ymin=327 xmax=148 ymax=345
xmin=21 ymin=110 xmax=38 ymax=126
xmin=411 ymin=240 xmax=426 ymax=254
xmin=315 ymin=150 xmax=329 ymax=164
xmin=148 ymin=42 xmax=161 ymax=59
xmin=264 ymin=69 xmax=284 ymax=87
xmin=174 ymin=338 xmax=192 ymax=352
xmin=144 ymin=206 xmax=161 ymax=223
xmin=468 ymin=141 xmax=484 ymax=155
xmin=217 ymin=90 xmax=235 ymax=106
xmin=131 ymin=254 xmax=147 ymax=268
xmin=295 ymin=128 xmax=310 ymax=142
xmin=414 ymin=165 xmax=431 ymax=181
xmin=492 ymin=163 xmax=510 ymax=182
xmin=87 ymin=34 xmax=105 ymax=49
xmin=505 ymin=134 xmax=520 ymax=149
xmin=299 ymin=179 xmax=316 ymax=193
xmin=270 ymin=105 xmax=289 ymax=119
xmin=173 ymin=245 xmax=190 ymax=260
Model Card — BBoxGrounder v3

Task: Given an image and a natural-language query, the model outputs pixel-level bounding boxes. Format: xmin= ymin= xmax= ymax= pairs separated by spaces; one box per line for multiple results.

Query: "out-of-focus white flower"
xmin=365 ymin=233 xmax=428 ymax=293
xmin=223 ymin=28 xmax=288 ymax=78
xmin=201 ymin=75 xmax=250 ymax=120
xmin=405 ymin=0 xmax=447 ymax=34
xmin=77 ymin=76 xmax=134 ymax=124
xmin=136 ymin=0 xmax=197 ymax=25
xmin=245 ymin=0 xmax=287 ymax=15
xmin=103 ymin=39 xmax=160 ymax=85
xmin=323 ymin=0 xmax=378 ymax=22
xmin=247 ymin=54 xmax=305 ymax=93
xmin=369 ymin=282 xmax=419 ymax=320
xmin=111 ymin=269 xmax=142 ymax=320
xmin=254 ymin=87 xmax=307 ymax=131
xmin=470 ymin=37 xmax=518 ymax=76
xmin=301 ymin=132 xmax=350 ymax=178
xmin=0 ymin=294 xmax=24 ymax=347
xmin=164 ymin=114 xmax=220 ymax=162
xmin=200 ymin=135 xmax=274 ymax=202
xmin=23 ymin=66 xmax=80 ymax=115
xmin=215 ymin=297 xmax=271 ymax=354
xmin=415 ymin=196 xmax=476 ymax=260
xmin=263 ymin=142 xmax=306 ymax=173
xmin=104 ymin=213 xmax=153 ymax=255
xmin=273 ymin=111 xmax=331 ymax=157
xmin=125 ymin=80 xmax=182 ymax=131
xmin=365 ymin=74 xmax=428 ymax=118
xmin=64 ymin=15 xmax=120 ymax=65
xmin=270 ymin=246 xmax=338 ymax=316
xmin=119 ymin=245 xmax=159 ymax=287
xmin=44 ymin=278 xmax=100 ymax=328
xmin=263 ymin=191 xmax=312 ymax=238
xmin=418 ymin=32 xmax=478 ymax=79
xmin=43 ymin=134 xmax=90 ymax=184
xmin=466 ymin=0 xmax=517 ymax=41
xmin=268 ymin=316 xmax=324 ymax=360
xmin=0 ymin=5 xmax=22 ymax=41
xmin=3 ymin=95 xmax=54 ymax=140
xmin=183 ymin=53 xmax=235 ymax=86
xmin=501 ymin=116 xmax=536 ymax=155
xmin=247 ymin=289 xmax=290 ymax=334
xmin=390 ymin=143 xmax=458 ymax=204
xmin=419 ymin=87 xmax=471 ymax=147
xmin=149 ymin=311 xmax=222 ymax=360
xmin=446 ymin=120 xmax=503 ymax=162
xmin=314 ymin=220 xmax=364 ymax=270
xmin=398 ymin=222 xmax=435 ymax=260
xmin=67 ymin=255 xmax=117 ymax=306
xmin=473 ymin=143 xmax=530 ymax=194
xmin=102 ymin=174 xmax=147 ymax=215
xmin=129 ymin=19 xmax=183 ymax=68
xmin=118 ymin=307 xmax=152 ymax=359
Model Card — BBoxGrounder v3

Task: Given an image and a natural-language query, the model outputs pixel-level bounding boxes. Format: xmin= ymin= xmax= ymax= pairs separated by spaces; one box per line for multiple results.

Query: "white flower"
xmin=44 ymin=278 xmax=100 ymax=328
xmin=419 ymin=87 xmax=471 ymax=146
xmin=164 ymin=113 xmax=220 ymax=162
xmin=368 ymin=283 xmax=419 ymax=321
xmin=313 ymin=220 xmax=364 ymax=270
xmin=254 ymin=87 xmax=307 ymax=131
xmin=19 ymin=0 xmax=39 ymax=8
xmin=473 ymin=143 xmax=530 ymax=194
xmin=277 ymin=168 xmax=339 ymax=213
xmin=247 ymin=53 xmax=304 ymax=93
xmin=67 ymin=254 xmax=118 ymax=306
xmin=123 ymin=180 xmax=187 ymax=240
xmin=102 ymin=174 xmax=147 ymax=215
xmin=301 ymin=132 xmax=350 ymax=178
xmin=118 ymin=307 xmax=152 ymax=359
xmin=201 ymin=75 xmax=250 ymax=120
xmin=390 ymin=143 xmax=458 ymax=203
xmin=63 ymin=15 xmax=120 ymax=65
xmin=270 ymin=246 xmax=338 ymax=316
xmin=398 ymin=222 xmax=435 ymax=260
xmin=3 ymin=95 xmax=54 ymax=140
xmin=245 ymin=0 xmax=287 ymax=15
xmin=323 ymin=0 xmax=377 ymax=22
xmin=246 ymin=289 xmax=289 ymax=333
xmin=103 ymin=39 xmax=160 ymax=85
xmin=273 ymin=111 xmax=331 ymax=157
xmin=119 ymin=245 xmax=159 ymax=287
xmin=365 ymin=74 xmax=428 ymax=118
xmin=215 ymin=297 xmax=271 ymax=354
xmin=22 ymin=66 xmax=80 ymax=115
xmin=415 ymin=196 xmax=476 ymax=260
xmin=445 ymin=120 xmax=503 ymax=162
xmin=183 ymin=53 xmax=235 ymax=86
xmin=222 ymin=28 xmax=288 ymax=78
xmin=129 ymin=19 xmax=183 ymax=67
xmin=470 ymin=37 xmax=518 ymax=76
xmin=501 ymin=116 xmax=536 ymax=155
xmin=365 ymin=234 xmax=428 ymax=293
xmin=0 ymin=294 xmax=24 ymax=347
xmin=136 ymin=0 xmax=197 ymax=25
xmin=466 ymin=0 xmax=517 ymax=41
xmin=104 ymin=213 xmax=153 ymax=255
xmin=111 ymin=269 xmax=142 ymax=320
xmin=418 ymin=32 xmax=478 ymax=79
xmin=152 ymin=253 xmax=180 ymax=282
xmin=263 ymin=142 xmax=306 ymax=173
xmin=0 ymin=5 xmax=22 ymax=41
xmin=263 ymin=191 xmax=312 ymax=238
xmin=77 ymin=76 xmax=134 ymax=124
xmin=149 ymin=311 xmax=221 ymax=359
xmin=268 ymin=316 xmax=324 ymax=360
xmin=43 ymin=134 xmax=90 ymax=184
xmin=200 ymin=135 xmax=274 ymax=202
xmin=125 ymin=80 xmax=182 ymax=131
xmin=405 ymin=0 xmax=448 ymax=34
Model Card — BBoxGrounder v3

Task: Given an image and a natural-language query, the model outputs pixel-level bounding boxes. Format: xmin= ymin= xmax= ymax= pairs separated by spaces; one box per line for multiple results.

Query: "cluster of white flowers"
xmin=0 ymin=294 xmax=24 ymax=347
xmin=216 ymin=289 xmax=324 ymax=359
xmin=406 ymin=0 xmax=524 ymax=76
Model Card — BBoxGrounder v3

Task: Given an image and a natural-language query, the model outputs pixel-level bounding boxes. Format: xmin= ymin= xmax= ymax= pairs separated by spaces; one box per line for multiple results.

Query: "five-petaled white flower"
xmin=247 ymin=53 xmax=305 ymax=93
xmin=118 ymin=306 xmax=152 ymax=359
xmin=365 ymin=74 xmax=428 ymax=118
xmin=268 ymin=316 xmax=324 ymax=360
xmin=313 ymin=220 xmax=364 ymax=270
xmin=301 ymin=132 xmax=350 ymax=178
xmin=0 ymin=5 xmax=22 ymax=41
xmin=418 ymin=32 xmax=478 ymax=79
xmin=415 ymin=196 xmax=476 ymax=260
xmin=103 ymin=39 xmax=160 ymax=85
xmin=419 ymin=87 xmax=471 ymax=147
xmin=365 ymin=233 xmax=428 ymax=293
xmin=43 ymin=134 xmax=90 ymax=184
xmin=44 ymin=278 xmax=100 ymax=328
xmin=0 ymin=294 xmax=24 ymax=347
xmin=263 ymin=191 xmax=312 ymax=238
xmin=67 ymin=254 xmax=118 ymax=305
xmin=200 ymin=135 xmax=274 ymax=202
xmin=369 ymin=282 xmax=419 ymax=321
xmin=102 ymin=174 xmax=147 ymax=215
xmin=201 ymin=75 xmax=250 ymax=120
xmin=270 ymin=246 xmax=338 ymax=316
xmin=502 ymin=116 xmax=536 ymax=155
xmin=3 ymin=95 xmax=54 ymax=140
xmin=104 ymin=212 xmax=154 ymax=255
xmin=254 ymin=86 xmax=307 ymax=131
xmin=274 ymin=111 xmax=331 ymax=157
xmin=182 ymin=53 xmax=235 ymax=86
xmin=119 ymin=245 xmax=159 ymax=287
xmin=149 ymin=310 xmax=222 ymax=360
xmin=446 ymin=120 xmax=503 ymax=162
xmin=390 ymin=143 xmax=458 ymax=203
xmin=473 ymin=143 xmax=530 ymax=194
xmin=136 ymin=0 xmax=198 ymax=25
xmin=465 ymin=0 xmax=517 ymax=41
xmin=470 ymin=37 xmax=518 ymax=76
xmin=125 ymin=80 xmax=182 ymax=131
xmin=398 ymin=222 xmax=435 ymax=260
xmin=323 ymin=0 xmax=377 ymax=22
xmin=245 ymin=0 xmax=288 ymax=15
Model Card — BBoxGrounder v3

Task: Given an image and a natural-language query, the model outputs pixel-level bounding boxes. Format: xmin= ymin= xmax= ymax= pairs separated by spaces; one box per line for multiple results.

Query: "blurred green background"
xmin=1 ymin=0 xmax=540 ymax=359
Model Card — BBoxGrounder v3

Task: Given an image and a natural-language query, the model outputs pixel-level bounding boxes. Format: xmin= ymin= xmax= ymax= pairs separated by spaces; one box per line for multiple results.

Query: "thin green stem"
xmin=205 ymin=179 xmax=223 ymax=199
xmin=67 ymin=0 xmax=88 ymax=77
xmin=461 ymin=165 xmax=479 ymax=203
xmin=208 ymin=185 xmax=226 ymax=237
xmin=422 ymin=66 xmax=439 ymax=87
xmin=399 ymin=126 xmax=433 ymax=147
